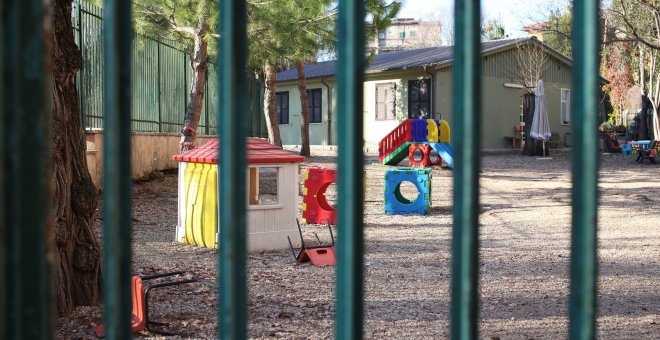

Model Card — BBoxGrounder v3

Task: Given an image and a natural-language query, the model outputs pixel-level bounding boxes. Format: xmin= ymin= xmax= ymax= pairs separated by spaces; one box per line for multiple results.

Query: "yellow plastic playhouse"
xmin=172 ymin=138 xmax=305 ymax=251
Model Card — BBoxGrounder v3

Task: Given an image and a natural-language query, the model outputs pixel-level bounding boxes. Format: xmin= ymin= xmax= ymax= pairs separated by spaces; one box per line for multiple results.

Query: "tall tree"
xmin=602 ymin=42 xmax=634 ymax=125
xmin=288 ymin=0 xmax=400 ymax=155
xmin=248 ymin=0 xmax=400 ymax=151
xmin=606 ymin=0 xmax=660 ymax=138
xmin=132 ymin=0 xmax=216 ymax=151
xmin=51 ymin=0 xmax=102 ymax=314
xmin=542 ymin=6 xmax=572 ymax=57
xmin=481 ymin=18 xmax=506 ymax=41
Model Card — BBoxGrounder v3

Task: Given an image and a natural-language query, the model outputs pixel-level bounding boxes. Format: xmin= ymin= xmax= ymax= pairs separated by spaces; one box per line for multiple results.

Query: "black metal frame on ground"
xmin=142 ymin=272 xmax=198 ymax=335
xmin=287 ymin=218 xmax=335 ymax=263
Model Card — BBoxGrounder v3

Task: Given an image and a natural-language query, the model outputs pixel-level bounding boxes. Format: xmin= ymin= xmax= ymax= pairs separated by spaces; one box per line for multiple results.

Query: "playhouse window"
xmin=248 ymin=167 xmax=279 ymax=206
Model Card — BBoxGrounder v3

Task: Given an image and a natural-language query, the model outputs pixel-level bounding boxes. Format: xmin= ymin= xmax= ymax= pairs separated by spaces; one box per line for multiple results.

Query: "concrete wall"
xmin=85 ymin=131 xmax=215 ymax=188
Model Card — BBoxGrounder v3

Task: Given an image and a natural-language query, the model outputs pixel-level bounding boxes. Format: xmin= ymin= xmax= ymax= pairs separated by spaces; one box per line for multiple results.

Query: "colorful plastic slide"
xmin=429 ymin=143 xmax=454 ymax=169
xmin=378 ymin=119 xmax=454 ymax=168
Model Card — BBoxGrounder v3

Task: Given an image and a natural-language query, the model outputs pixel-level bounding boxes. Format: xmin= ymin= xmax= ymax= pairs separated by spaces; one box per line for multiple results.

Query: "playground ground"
xmin=57 ymin=149 xmax=660 ymax=339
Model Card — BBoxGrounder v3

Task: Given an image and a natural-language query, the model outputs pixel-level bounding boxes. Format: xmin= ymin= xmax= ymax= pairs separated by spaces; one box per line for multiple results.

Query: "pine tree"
xmin=52 ymin=0 xmax=102 ymax=315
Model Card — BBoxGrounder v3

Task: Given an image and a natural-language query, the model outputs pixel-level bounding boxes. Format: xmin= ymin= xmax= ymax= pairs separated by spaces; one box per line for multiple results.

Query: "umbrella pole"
xmin=542 ymin=141 xmax=546 ymax=157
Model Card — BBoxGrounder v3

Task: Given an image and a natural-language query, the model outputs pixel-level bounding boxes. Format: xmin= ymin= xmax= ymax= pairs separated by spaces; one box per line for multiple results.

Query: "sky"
xmin=397 ymin=0 xmax=571 ymax=39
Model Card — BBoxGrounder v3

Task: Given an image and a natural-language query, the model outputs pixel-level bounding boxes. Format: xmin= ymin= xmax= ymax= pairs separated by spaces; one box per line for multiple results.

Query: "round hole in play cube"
xmin=394 ymin=180 xmax=420 ymax=204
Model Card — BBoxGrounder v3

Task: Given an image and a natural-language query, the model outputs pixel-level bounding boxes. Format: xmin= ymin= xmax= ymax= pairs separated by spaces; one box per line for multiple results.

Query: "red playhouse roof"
xmin=172 ymin=138 xmax=306 ymax=164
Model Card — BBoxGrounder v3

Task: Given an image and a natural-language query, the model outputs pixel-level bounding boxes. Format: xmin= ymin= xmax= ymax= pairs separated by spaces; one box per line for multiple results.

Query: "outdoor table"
xmin=631 ymin=140 xmax=652 ymax=155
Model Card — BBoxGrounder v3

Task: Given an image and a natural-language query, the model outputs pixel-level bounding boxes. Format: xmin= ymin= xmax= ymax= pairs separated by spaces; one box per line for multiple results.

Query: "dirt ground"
xmin=57 ymin=149 xmax=660 ymax=339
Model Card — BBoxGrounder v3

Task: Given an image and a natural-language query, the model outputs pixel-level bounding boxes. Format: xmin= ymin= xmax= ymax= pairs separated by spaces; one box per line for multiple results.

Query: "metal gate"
xmin=1 ymin=0 xmax=600 ymax=339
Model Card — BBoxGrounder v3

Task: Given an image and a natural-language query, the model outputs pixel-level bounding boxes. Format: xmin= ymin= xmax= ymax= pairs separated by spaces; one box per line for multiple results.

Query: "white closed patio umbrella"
xmin=530 ymin=79 xmax=552 ymax=157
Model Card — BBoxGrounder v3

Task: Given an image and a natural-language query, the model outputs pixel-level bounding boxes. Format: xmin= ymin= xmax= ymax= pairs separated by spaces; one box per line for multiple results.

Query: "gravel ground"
xmin=57 ymin=149 xmax=660 ymax=339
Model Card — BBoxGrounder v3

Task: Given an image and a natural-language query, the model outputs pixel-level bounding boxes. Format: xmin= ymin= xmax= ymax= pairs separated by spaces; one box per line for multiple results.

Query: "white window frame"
xmin=247 ymin=166 xmax=283 ymax=210
xmin=560 ymin=88 xmax=570 ymax=125
xmin=375 ymin=82 xmax=397 ymax=121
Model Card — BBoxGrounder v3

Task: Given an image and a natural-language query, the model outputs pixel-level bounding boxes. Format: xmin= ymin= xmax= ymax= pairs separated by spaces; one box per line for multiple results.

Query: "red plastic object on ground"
xmin=302 ymin=168 xmax=337 ymax=225
xmin=408 ymin=144 xmax=442 ymax=168
xmin=95 ymin=276 xmax=147 ymax=337
xmin=288 ymin=219 xmax=336 ymax=266
xmin=95 ymin=273 xmax=197 ymax=337
xmin=299 ymin=247 xmax=337 ymax=266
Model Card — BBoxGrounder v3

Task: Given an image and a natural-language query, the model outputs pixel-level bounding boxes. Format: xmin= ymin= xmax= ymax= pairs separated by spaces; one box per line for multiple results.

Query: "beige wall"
xmin=85 ymin=131 xmax=215 ymax=188
xmin=435 ymin=72 xmax=572 ymax=148
xmin=368 ymin=19 xmax=442 ymax=52
xmin=277 ymin=81 xmax=337 ymax=146
xmin=362 ymin=72 xmax=436 ymax=147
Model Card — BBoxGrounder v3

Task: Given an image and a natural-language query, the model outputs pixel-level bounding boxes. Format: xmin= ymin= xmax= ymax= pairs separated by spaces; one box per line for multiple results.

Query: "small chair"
xmin=636 ymin=140 xmax=657 ymax=164
xmin=514 ymin=123 xmax=523 ymax=137
xmin=95 ymin=272 xmax=197 ymax=337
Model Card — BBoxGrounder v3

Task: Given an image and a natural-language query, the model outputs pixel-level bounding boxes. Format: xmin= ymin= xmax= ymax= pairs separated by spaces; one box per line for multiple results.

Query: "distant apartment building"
xmin=522 ymin=22 xmax=550 ymax=41
xmin=367 ymin=18 xmax=442 ymax=54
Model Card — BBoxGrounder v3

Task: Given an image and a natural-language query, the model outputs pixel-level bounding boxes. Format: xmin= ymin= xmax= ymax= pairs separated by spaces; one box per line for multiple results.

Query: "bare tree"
xmin=515 ymin=39 xmax=549 ymax=91
xmin=515 ymin=39 xmax=549 ymax=156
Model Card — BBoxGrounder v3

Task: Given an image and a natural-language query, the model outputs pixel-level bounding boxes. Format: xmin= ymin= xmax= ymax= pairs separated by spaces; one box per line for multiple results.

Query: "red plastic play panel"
xmin=298 ymin=247 xmax=336 ymax=266
xmin=172 ymin=138 xmax=305 ymax=164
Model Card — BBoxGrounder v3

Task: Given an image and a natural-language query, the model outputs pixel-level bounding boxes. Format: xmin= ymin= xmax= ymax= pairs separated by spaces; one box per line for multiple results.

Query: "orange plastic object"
xmin=408 ymin=144 xmax=441 ymax=168
xmin=302 ymin=168 xmax=337 ymax=225
xmin=95 ymin=276 xmax=147 ymax=337
xmin=299 ymin=247 xmax=337 ymax=266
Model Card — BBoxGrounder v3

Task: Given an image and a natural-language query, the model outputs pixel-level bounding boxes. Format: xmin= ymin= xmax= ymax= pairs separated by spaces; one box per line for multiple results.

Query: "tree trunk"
xmin=263 ymin=63 xmax=282 ymax=146
xmin=522 ymin=93 xmax=545 ymax=156
xmin=179 ymin=12 xmax=209 ymax=152
xmin=297 ymin=61 xmax=310 ymax=157
xmin=52 ymin=0 xmax=102 ymax=315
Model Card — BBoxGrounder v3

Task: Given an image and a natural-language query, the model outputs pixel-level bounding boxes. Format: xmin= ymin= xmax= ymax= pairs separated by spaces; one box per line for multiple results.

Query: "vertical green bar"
xmin=0 ymin=0 xmax=7 ymax=337
xmin=450 ymin=1 xmax=481 ymax=339
xmin=102 ymin=0 xmax=133 ymax=339
xmin=570 ymin=1 xmax=600 ymax=339
xmin=218 ymin=0 xmax=248 ymax=338
xmin=335 ymin=0 xmax=365 ymax=339
xmin=3 ymin=1 xmax=53 ymax=338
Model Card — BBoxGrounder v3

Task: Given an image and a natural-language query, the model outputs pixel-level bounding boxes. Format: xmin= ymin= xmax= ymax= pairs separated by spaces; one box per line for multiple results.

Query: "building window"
xmin=276 ymin=91 xmax=289 ymax=125
xmin=378 ymin=31 xmax=386 ymax=39
xmin=408 ymin=79 xmax=431 ymax=119
xmin=561 ymin=88 xmax=570 ymax=125
xmin=307 ymin=88 xmax=322 ymax=123
xmin=399 ymin=31 xmax=406 ymax=39
xmin=410 ymin=31 xmax=416 ymax=37
xmin=376 ymin=83 xmax=396 ymax=121
xmin=248 ymin=167 xmax=279 ymax=206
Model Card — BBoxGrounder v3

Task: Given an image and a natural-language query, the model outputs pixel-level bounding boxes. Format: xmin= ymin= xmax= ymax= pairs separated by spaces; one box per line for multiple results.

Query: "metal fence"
xmin=72 ymin=0 xmax=267 ymax=137
xmin=1 ymin=0 xmax=601 ymax=339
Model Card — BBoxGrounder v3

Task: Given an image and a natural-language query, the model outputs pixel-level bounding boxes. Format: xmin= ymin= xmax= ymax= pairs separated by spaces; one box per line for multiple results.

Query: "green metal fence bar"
xmin=4 ymin=1 xmax=54 ymax=338
xmin=102 ymin=0 xmax=133 ymax=338
xmin=218 ymin=0 xmax=248 ymax=338
xmin=570 ymin=1 xmax=601 ymax=339
xmin=0 ymin=0 xmax=6 ymax=337
xmin=450 ymin=1 xmax=481 ymax=339
xmin=335 ymin=0 xmax=366 ymax=338
xmin=2 ymin=1 xmax=54 ymax=338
